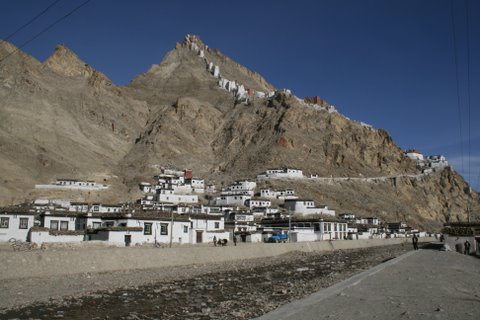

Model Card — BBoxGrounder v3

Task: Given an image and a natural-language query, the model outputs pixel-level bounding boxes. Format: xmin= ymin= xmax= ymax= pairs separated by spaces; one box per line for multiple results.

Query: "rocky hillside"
xmin=0 ymin=35 xmax=478 ymax=229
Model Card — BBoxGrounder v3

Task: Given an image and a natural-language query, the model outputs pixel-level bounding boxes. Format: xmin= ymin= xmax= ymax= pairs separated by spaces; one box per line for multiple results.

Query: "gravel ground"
xmin=0 ymin=244 xmax=411 ymax=319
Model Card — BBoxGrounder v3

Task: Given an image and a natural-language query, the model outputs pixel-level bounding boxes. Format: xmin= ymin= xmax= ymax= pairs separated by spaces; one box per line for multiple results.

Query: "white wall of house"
xmin=35 ymin=179 xmax=108 ymax=190
xmin=30 ymin=231 xmax=84 ymax=244
xmin=223 ymin=180 xmax=256 ymax=192
xmin=406 ymin=152 xmax=424 ymax=161
xmin=89 ymin=219 xmax=191 ymax=246
xmin=284 ymin=200 xmax=335 ymax=216
xmin=245 ymin=199 xmax=271 ymax=209
xmin=68 ymin=202 xmax=89 ymax=212
xmin=215 ymin=194 xmax=251 ymax=206
xmin=171 ymin=184 xmax=194 ymax=194
xmin=0 ymin=213 xmax=34 ymax=242
xmin=157 ymin=193 xmax=198 ymax=204
xmin=289 ymin=228 xmax=321 ymax=242
xmin=43 ymin=215 xmax=76 ymax=231
xmin=190 ymin=217 xmax=229 ymax=244
xmin=234 ymin=213 xmax=254 ymax=222
xmin=125 ymin=219 xmax=190 ymax=245
xmin=89 ymin=230 xmax=142 ymax=246
xmin=89 ymin=204 xmax=123 ymax=213
xmin=258 ymin=168 xmax=304 ymax=180
xmin=260 ymin=189 xmax=276 ymax=198
xmin=246 ymin=233 xmax=263 ymax=243
xmin=189 ymin=178 xmax=205 ymax=189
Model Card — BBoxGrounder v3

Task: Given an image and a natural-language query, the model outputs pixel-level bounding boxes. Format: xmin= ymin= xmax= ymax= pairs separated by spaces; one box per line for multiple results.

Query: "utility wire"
xmin=0 ymin=0 xmax=92 ymax=64
xmin=465 ymin=0 xmax=471 ymax=187
xmin=450 ymin=0 xmax=465 ymax=174
xmin=2 ymin=0 xmax=62 ymax=42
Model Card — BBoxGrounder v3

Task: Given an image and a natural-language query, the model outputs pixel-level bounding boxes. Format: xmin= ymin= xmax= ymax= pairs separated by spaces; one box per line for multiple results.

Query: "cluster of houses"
xmin=0 ymin=165 xmax=433 ymax=247
xmin=404 ymin=150 xmax=449 ymax=173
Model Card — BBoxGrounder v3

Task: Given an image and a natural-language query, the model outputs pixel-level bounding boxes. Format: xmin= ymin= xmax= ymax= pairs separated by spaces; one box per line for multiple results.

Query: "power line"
xmin=450 ymin=0 xmax=464 ymax=174
xmin=2 ymin=0 xmax=62 ymax=42
xmin=0 ymin=0 xmax=93 ymax=64
xmin=465 ymin=0 xmax=471 ymax=186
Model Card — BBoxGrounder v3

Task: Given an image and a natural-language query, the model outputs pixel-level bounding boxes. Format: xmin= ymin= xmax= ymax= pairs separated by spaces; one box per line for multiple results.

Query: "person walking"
xmin=412 ymin=234 xmax=419 ymax=250
xmin=233 ymin=235 xmax=237 ymax=246
xmin=213 ymin=235 xmax=217 ymax=247
xmin=464 ymin=240 xmax=471 ymax=255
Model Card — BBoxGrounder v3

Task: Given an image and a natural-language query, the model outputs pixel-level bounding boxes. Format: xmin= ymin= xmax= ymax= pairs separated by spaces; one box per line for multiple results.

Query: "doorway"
xmin=196 ymin=231 xmax=203 ymax=243
xmin=124 ymin=235 xmax=132 ymax=247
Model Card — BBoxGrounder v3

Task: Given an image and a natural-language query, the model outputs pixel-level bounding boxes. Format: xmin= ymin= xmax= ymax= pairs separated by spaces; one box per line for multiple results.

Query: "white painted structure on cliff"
xmin=35 ymin=178 xmax=109 ymax=190
xmin=257 ymin=168 xmax=304 ymax=180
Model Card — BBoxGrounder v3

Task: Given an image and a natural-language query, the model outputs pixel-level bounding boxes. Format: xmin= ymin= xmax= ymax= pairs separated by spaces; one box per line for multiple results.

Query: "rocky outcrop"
xmin=44 ymin=44 xmax=112 ymax=87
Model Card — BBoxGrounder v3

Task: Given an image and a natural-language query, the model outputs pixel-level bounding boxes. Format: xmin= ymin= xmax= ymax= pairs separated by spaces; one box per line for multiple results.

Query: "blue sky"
xmin=1 ymin=0 xmax=479 ymax=189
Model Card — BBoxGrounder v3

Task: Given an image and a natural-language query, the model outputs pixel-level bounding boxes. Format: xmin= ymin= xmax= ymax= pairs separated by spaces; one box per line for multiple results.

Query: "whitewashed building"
xmin=89 ymin=204 xmax=124 ymax=214
xmin=405 ymin=150 xmax=424 ymax=161
xmin=35 ymin=179 xmax=109 ymax=190
xmin=88 ymin=213 xmax=191 ymax=246
xmin=0 ymin=208 xmax=35 ymax=242
xmin=139 ymin=182 xmax=153 ymax=193
xmin=252 ymin=207 xmax=281 ymax=219
xmin=68 ymin=202 xmax=90 ymax=213
xmin=257 ymin=168 xmax=304 ymax=180
xmin=213 ymin=65 xmax=220 ymax=78
xmin=215 ymin=194 xmax=251 ymax=207
xmin=188 ymin=178 xmax=205 ymax=193
xmin=222 ymin=180 xmax=256 ymax=195
xmin=189 ymin=215 xmax=229 ymax=244
xmin=427 ymin=155 xmax=449 ymax=169
xmin=245 ymin=198 xmax=272 ymax=209
xmin=283 ymin=200 xmax=335 ymax=216
xmin=260 ymin=188 xmax=296 ymax=199
xmin=156 ymin=192 xmax=198 ymax=204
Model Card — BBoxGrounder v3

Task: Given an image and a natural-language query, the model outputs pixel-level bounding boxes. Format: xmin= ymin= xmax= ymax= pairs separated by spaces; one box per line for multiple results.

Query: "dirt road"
xmin=0 ymin=244 xmax=411 ymax=319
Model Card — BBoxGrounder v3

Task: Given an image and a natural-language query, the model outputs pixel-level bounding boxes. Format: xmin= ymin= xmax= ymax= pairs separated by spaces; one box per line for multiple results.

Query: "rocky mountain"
xmin=0 ymin=35 xmax=477 ymax=229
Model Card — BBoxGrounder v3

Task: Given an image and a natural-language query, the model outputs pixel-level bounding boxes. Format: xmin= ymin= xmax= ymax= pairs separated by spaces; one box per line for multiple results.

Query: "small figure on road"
xmin=440 ymin=234 xmax=445 ymax=242
xmin=213 ymin=235 xmax=217 ymax=247
xmin=464 ymin=240 xmax=471 ymax=255
xmin=412 ymin=234 xmax=419 ymax=250
xmin=233 ymin=235 xmax=237 ymax=246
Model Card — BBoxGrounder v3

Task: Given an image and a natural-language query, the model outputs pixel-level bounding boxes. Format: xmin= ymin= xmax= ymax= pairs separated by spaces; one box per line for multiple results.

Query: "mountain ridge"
xmin=0 ymin=35 xmax=478 ymax=229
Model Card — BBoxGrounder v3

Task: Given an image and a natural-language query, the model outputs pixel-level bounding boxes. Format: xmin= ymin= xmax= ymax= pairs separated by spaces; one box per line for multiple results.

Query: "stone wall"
xmin=0 ymin=238 xmax=433 ymax=280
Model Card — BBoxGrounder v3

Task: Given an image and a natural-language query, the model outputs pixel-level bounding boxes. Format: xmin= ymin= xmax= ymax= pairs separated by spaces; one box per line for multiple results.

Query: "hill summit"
xmin=0 ymin=35 xmax=477 ymax=229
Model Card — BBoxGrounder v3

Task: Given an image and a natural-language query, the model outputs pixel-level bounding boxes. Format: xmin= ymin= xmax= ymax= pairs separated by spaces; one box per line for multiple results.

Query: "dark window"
xmin=184 ymin=225 xmax=188 ymax=233
xmin=144 ymin=223 xmax=152 ymax=235
xmin=0 ymin=217 xmax=9 ymax=228
xmin=19 ymin=218 xmax=28 ymax=229
xmin=214 ymin=222 xmax=220 ymax=229
xmin=60 ymin=221 xmax=69 ymax=231
xmin=160 ymin=223 xmax=168 ymax=235
xmin=50 ymin=220 xmax=59 ymax=230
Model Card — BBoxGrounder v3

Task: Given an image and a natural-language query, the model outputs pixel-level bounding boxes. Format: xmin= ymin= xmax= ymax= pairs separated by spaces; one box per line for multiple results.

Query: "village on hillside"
xmin=2 ymin=147 xmax=470 ymax=250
